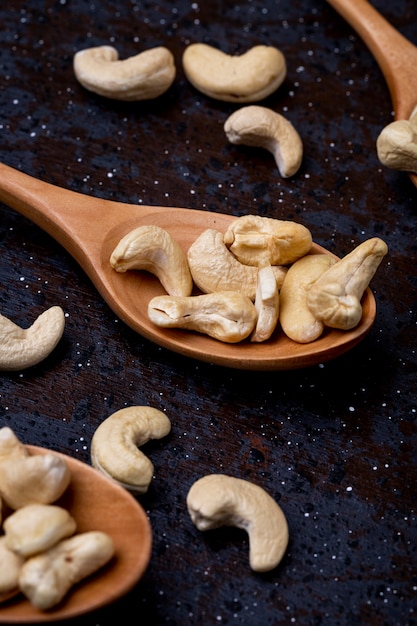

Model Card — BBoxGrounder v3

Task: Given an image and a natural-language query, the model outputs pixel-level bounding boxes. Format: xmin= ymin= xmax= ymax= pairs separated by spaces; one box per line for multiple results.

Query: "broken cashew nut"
xmin=18 ymin=531 xmax=115 ymax=610
xmin=279 ymin=253 xmax=336 ymax=343
xmin=91 ymin=406 xmax=171 ymax=494
xmin=73 ymin=45 xmax=176 ymax=101
xmin=187 ymin=228 xmax=287 ymax=300
xmin=376 ymin=105 xmax=417 ymax=173
xmin=223 ymin=214 xmax=312 ymax=267
xmin=224 ymin=105 xmax=303 ymax=178
xmin=182 ymin=43 xmax=286 ymax=102
xmin=0 ymin=306 xmax=65 ymax=371
xmin=250 ymin=265 xmax=280 ymax=342
xmin=110 ymin=225 xmax=193 ymax=297
xmin=307 ymin=237 xmax=388 ymax=330
xmin=148 ymin=291 xmax=257 ymax=343
xmin=187 ymin=474 xmax=289 ymax=572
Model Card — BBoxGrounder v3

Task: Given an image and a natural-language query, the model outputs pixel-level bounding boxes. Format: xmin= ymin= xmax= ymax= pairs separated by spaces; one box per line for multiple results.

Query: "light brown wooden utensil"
xmin=327 ymin=0 xmax=417 ymax=187
xmin=0 ymin=162 xmax=375 ymax=370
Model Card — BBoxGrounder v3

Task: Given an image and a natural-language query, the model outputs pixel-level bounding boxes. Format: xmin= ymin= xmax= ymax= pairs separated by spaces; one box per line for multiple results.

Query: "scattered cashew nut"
xmin=0 ymin=306 xmax=65 ymax=371
xmin=279 ymin=254 xmax=336 ymax=343
xmin=110 ymin=225 xmax=193 ymax=297
xmin=187 ymin=474 xmax=289 ymax=572
xmin=307 ymin=237 xmax=388 ymax=330
xmin=224 ymin=106 xmax=303 ymax=177
xmin=182 ymin=43 xmax=286 ymax=103
xmin=18 ymin=531 xmax=115 ymax=610
xmin=74 ymin=45 xmax=176 ymax=100
xmin=223 ymin=215 xmax=312 ymax=267
xmin=148 ymin=291 xmax=258 ymax=343
xmin=376 ymin=105 xmax=417 ymax=173
xmin=91 ymin=406 xmax=171 ymax=494
xmin=187 ymin=228 xmax=287 ymax=300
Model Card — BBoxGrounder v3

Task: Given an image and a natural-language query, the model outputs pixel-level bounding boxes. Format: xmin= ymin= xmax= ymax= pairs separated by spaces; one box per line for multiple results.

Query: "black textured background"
xmin=0 ymin=1 xmax=416 ymax=624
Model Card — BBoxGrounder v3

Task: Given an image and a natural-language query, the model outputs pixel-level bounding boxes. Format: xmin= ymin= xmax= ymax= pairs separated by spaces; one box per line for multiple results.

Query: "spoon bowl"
xmin=0 ymin=445 xmax=152 ymax=623
xmin=326 ymin=0 xmax=417 ymax=187
xmin=0 ymin=162 xmax=376 ymax=370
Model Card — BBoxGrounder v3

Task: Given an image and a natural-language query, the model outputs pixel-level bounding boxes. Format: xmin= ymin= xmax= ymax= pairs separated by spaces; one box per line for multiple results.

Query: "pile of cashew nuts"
xmin=0 ymin=427 xmax=114 ymax=609
xmin=110 ymin=215 xmax=388 ymax=345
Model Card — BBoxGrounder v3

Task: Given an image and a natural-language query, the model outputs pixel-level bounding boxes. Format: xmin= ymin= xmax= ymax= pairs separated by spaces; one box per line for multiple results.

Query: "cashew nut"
xmin=4 ymin=504 xmax=77 ymax=558
xmin=376 ymin=105 xmax=417 ymax=173
xmin=148 ymin=291 xmax=257 ymax=343
xmin=187 ymin=228 xmax=287 ymax=300
xmin=73 ymin=45 xmax=176 ymax=101
xmin=224 ymin=106 xmax=303 ymax=177
xmin=91 ymin=406 xmax=171 ymax=494
xmin=0 ymin=537 xmax=24 ymax=601
xmin=182 ymin=43 xmax=286 ymax=102
xmin=0 ymin=426 xmax=28 ymax=465
xmin=223 ymin=215 xmax=312 ymax=267
xmin=110 ymin=225 xmax=193 ymax=297
xmin=187 ymin=474 xmax=289 ymax=572
xmin=250 ymin=265 xmax=280 ymax=342
xmin=0 ymin=306 xmax=65 ymax=371
xmin=307 ymin=238 xmax=388 ymax=330
xmin=0 ymin=452 xmax=71 ymax=510
xmin=279 ymin=254 xmax=336 ymax=343
xmin=18 ymin=531 xmax=115 ymax=610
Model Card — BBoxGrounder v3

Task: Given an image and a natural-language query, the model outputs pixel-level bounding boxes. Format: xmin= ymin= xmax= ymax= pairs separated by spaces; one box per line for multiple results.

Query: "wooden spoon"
xmin=0 ymin=445 xmax=152 ymax=623
xmin=0 ymin=162 xmax=376 ymax=371
xmin=326 ymin=0 xmax=417 ymax=187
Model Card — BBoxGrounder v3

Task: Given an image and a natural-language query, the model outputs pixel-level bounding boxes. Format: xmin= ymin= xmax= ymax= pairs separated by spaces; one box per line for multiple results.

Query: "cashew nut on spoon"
xmin=187 ymin=474 xmax=289 ymax=572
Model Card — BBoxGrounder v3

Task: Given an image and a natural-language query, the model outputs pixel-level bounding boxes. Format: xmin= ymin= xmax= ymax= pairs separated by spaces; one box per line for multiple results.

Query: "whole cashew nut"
xmin=0 ymin=537 xmax=24 ymax=601
xmin=187 ymin=474 xmax=289 ymax=572
xmin=376 ymin=105 xmax=417 ymax=173
xmin=0 ymin=426 xmax=28 ymax=465
xmin=224 ymin=106 xmax=303 ymax=178
xmin=182 ymin=43 xmax=286 ymax=102
xmin=0 ymin=306 xmax=65 ymax=371
xmin=74 ymin=45 xmax=176 ymax=101
xmin=110 ymin=225 xmax=193 ymax=297
xmin=91 ymin=406 xmax=171 ymax=494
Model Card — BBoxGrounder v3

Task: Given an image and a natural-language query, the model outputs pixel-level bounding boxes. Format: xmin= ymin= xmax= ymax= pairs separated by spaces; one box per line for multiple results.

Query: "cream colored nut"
xmin=187 ymin=474 xmax=289 ymax=572
xmin=148 ymin=291 xmax=257 ymax=343
xmin=307 ymin=238 xmax=388 ymax=330
xmin=0 ymin=452 xmax=71 ymax=510
xmin=250 ymin=266 xmax=279 ymax=342
xmin=110 ymin=225 xmax=193 ymax=297
xmin=91 ymin=406 xmax=171 ymax=494
xmin=376 ymin=119 xmax=417 ymax=173
xmin=224 ymin=106 xmax=303 ymax=177
xmin=0 ymin=306 xmax=65 ymax=371
xmin=279 ymin=254 xmax=336 ymax=343
xmin=4 ymin=504 xmax=77 ymax=558
xmin=223 ymin=215 xmax=312 ymax=267
xmin=19 ymin=530 xmax=115 ymax=610
xmin=0 ymin=537 xmax=24 ymax=601
xmin=187 ymin=228 xmax=287 ymax=300
xmin=0 ymin=426 xmax=28 ymax=465
xmin=74 ymin=45 xmax=176 ymax=101
xmin=182 ymin=43 xmax=286 ymax=103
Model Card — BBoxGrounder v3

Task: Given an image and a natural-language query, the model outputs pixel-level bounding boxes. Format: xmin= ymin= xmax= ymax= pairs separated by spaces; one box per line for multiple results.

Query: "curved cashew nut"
xmin=307 ymin=238 xmax=388 ymax=330
xmin=0 ymin=426 xmax=28 ymax=465
xmin=18 ymin=531 xmax=115 ymax=610
xmin=73 ymin=45 xmax=176 ymax=101
xmin=279 ymin=254 xmax=336 ymax=343
xmin=0 ymin=537 xmax=24 ymax=601
xmin=223 ymin=215 xmax=312 ymax=267
xmin=182 ymin=43 xmax=286 ymax=103
xmin=224 ymin=106 xmax=303 ymax=178
xmin=91 ymin=406 xmax=171 ymax=494
xmin=0 ymin=306 xmax=65 ymax=371
xmin=376 ymin=118 xmax=417 ymax=173
xmin=110 ymin=225 xmax=193 ymax=297
xmin=148 ymin=291 xmax=257 ymax=343
xmin=187 ymin=474 xmax=289 ymax=572
xmin=0 ymin=453 xmax=71 ymax=510
xmin=187 ymin=228 xmax=287 ymax=300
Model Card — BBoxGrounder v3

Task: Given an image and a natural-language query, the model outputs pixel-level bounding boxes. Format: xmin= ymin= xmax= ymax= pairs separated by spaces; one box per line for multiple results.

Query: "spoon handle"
xmin=326 ymin=0 xmax=417 ymax=118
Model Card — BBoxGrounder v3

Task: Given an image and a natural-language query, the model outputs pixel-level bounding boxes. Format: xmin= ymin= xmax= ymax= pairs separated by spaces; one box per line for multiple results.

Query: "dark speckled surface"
xmin=0 ymin=1 xmax=416 ymax=624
